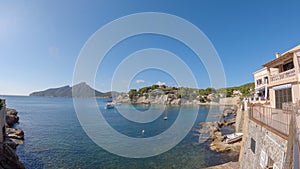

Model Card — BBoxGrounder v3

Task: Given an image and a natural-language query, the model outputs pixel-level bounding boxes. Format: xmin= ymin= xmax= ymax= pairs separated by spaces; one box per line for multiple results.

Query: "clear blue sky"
xmin=1 ymin=0 xmax=300 ymax=95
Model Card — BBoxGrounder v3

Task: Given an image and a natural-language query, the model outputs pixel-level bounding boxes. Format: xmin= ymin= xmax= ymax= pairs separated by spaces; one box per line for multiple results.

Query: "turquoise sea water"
xmin=3 ymin=96 xmax=238 ymax=169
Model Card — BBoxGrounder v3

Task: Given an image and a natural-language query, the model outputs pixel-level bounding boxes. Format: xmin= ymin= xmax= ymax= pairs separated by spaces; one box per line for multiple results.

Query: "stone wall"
xmin=240 ymin=120 xmax=287 ymax=169
xmin=235 ymin=109 xmax=244 ymax=133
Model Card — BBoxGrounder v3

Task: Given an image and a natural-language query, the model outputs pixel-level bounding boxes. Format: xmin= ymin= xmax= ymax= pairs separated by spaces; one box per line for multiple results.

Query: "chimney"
xmin=276 ymin=52 xmax=281 ymax=58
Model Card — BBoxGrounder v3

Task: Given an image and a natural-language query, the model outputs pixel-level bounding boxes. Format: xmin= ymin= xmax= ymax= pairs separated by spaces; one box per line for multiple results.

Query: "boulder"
xmin=6 ymin=128 xmax=24 ymax=139
xmin=0 ymin=144 xmax=25 ymax=169
xmin=6 ymin=108 xmax=18 ymax=116
xmin=5 ymin=109 xmax=19 ymax=127
xmin=170 ymin=99 xmax=181 ymax=105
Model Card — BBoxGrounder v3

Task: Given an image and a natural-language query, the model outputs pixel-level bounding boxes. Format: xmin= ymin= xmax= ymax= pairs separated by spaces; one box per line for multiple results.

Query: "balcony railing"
xmin=270 ymin=68 xmax=296 ymax=85
xmin=249 ymin=105 xmax=291 ymax=138
xmin=250 ymin=104 xmax=300 ymax=168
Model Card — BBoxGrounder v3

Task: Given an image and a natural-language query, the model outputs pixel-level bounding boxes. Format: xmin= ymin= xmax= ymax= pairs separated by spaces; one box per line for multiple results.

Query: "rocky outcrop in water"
xmin=0 ymin=107 xmax=25 ymax=169
xmin=5 ymin=109 xmax=24 ymax=148
xmin=0 ymin=144 xmax=25 ymax=169
xmin=5 ymin=108 xmax=19 ymax=127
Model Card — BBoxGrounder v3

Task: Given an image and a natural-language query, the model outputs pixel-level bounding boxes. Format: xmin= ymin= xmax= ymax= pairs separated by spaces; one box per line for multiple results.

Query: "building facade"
xmin=262 ymin=45 xmax=300 ymax=109
xmin=241 ymin=45 xmax=300 ymax=169
xmin=253 ymin=67 xmax=269 ymax=102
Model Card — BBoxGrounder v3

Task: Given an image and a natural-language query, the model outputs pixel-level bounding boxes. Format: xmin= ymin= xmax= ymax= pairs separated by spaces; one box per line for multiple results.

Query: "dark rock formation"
xmin=0 ymin=107 xmax=25 ymax=169
xmin=6 ymin=128 xmax=24 ymax=140
xmin=0 ymin=144 xmax=25 ymax=169
xmin=5 ymin=109 xmax=19 ymax=127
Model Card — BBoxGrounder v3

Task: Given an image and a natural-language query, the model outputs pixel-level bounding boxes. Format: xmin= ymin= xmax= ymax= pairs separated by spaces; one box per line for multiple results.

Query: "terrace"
xmin=249 ymin=104 xmax=300 ymax=168
xmin=269 ymin=68 xmax=297 ymax=86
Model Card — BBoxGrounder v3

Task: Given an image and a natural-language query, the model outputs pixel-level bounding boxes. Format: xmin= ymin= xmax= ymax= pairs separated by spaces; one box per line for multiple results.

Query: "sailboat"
xmin=164 ymin=111 xmax=168 ymax=120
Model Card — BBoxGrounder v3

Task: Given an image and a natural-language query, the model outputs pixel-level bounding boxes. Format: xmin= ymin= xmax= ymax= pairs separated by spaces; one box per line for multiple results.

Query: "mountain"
xmin=29 ymin=82 xmax=116 ymax=98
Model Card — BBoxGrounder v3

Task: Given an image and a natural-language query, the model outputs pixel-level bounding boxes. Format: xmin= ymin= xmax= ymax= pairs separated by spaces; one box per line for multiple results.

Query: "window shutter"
xmin=260 ymin=150 xmax=268 ymax=168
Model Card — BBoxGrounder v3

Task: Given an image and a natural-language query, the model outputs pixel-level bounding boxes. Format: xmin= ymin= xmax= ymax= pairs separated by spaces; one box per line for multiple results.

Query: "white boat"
xmin=225 ymin=133 xmax=243 ymax=144
xmin=164 ymin=116 xmax=168 ymax=120
xmin=105 ymin=102 xmax=115 ymax=109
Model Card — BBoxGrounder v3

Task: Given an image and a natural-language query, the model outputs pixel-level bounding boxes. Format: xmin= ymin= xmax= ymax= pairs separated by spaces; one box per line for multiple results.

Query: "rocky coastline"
xmin=114 ymin=93 xmax=220 ymax=105
xmin=1 ymin=108 xmax=25 ymax=169
xmin=116 ymin=92 xmax=243 ymax=153
xmin=198 ymin=105 xmax=241 ymax=153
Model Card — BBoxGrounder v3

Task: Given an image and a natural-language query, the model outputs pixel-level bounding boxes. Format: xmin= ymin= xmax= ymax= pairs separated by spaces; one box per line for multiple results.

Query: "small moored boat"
xmin=225 ymin=133 xmax=243 ymax=144
xmin=105 ymin=102 xmax=115 ymax=109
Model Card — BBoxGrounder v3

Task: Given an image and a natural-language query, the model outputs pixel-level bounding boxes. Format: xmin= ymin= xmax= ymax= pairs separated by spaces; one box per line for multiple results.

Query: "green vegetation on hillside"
xmin=128 ymin=82 xmax=254 ymax=102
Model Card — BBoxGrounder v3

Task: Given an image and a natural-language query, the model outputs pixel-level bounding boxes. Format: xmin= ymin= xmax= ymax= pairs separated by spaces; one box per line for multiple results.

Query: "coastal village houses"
xmin=240 ymin=44 xmax=300 ymax=169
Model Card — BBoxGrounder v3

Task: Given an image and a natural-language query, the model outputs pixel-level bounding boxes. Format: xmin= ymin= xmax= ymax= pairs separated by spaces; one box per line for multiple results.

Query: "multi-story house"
xmin=240 ymin=44 xmax=300 ymax=169
xmin=263 ymin=45 xmax=300 ymax=109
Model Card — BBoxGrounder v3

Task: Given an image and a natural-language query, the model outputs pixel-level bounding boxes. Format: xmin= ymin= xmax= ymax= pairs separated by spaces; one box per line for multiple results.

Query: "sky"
xmin=1 ymin=0 xmax=300 ymax=95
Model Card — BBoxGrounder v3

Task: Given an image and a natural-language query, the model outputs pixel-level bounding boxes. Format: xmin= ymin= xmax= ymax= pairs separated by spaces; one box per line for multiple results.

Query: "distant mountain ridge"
xmin=29 ymin=82 xmax=116 ymax=98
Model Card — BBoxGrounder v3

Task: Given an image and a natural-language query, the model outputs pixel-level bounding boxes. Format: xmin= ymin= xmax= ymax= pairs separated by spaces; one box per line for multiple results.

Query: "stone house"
xmin=240 ymin=44 xmax=300 ymax=169
xmin=262 ymin=45 xmax=300 ymax=109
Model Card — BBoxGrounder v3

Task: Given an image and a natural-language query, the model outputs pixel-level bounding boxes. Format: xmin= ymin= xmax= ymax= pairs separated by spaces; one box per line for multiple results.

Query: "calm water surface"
xmin=3 ymin=96 xmax=238 ymax=169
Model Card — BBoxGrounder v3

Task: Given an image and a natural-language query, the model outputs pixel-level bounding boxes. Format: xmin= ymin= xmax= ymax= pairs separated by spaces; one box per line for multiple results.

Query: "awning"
xmin=255 ymin=85 xmax=266 ymax=91
xmin=272 ymin=83 xmax=291 ymax=90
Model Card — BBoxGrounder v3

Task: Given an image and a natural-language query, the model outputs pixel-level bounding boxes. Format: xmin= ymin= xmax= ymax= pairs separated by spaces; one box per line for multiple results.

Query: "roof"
xmin=282 ymin=44 xmax=300 ymax=56
xmin=253 ymin=67 xmax=267 ymax=75
xmin=262 ymin=44 xmax=300 ymax=67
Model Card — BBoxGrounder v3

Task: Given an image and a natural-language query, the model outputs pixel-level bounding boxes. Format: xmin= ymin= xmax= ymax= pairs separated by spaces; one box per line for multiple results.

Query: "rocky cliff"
xmin=114 ymin=93 xmax=202 ymax=105
xmin=0 ymin=108 xmax=25 ymax=169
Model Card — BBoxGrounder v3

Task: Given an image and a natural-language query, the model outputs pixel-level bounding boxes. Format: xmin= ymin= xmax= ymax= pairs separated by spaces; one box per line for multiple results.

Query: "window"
xmin=257 ymin=79 xmax=262 ymax=85
xmin=283 ymin=61 xmax=294 ymax=71
xmin=264 ymin=77 xmax=268 ymax=84
xmin=275 ymin=88 xmax=292 ymax=109
xmin=251 ymin=138 xmax=256 ymax=154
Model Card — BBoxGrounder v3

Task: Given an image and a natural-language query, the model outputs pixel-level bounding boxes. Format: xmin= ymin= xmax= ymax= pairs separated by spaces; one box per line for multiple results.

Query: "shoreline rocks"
xmin=6 ymin=108 xmax=20 ymax=127
xmin=198 ymin=105 xmax=242 ymax=153
xmin=115 ymin=94 xmax=241 ymax=106
xmin=0 ymin=108 xmax=25 ymax=169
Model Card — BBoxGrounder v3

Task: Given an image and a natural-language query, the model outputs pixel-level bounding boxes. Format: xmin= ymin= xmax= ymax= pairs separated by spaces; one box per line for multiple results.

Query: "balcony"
xmin=269 ymin=68 xmax=297 ymax=86
xmin=249 ymin=105 xmax=291 ymax=138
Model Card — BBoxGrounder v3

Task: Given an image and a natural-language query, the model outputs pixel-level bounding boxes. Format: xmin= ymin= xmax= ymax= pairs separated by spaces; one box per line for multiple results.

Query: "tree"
xmin=128 ymin=89 xmax=138 ymax=100
xmin=138 ymin=87 xmax=150 ymax=95
xmin=199 ymin=89 xmax=206 ymax=96
xmin=238 ymin=83 xmax=254 ymax=96
xmin=205 ymin=87 xmax=216 ymax=94
xmin=151 ymin=84 xmax=159 ymax=90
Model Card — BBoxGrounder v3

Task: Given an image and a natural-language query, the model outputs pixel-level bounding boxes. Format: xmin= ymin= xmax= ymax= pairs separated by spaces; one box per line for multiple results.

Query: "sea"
xmin=3 ymin=95 xmax=238 ymax=169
